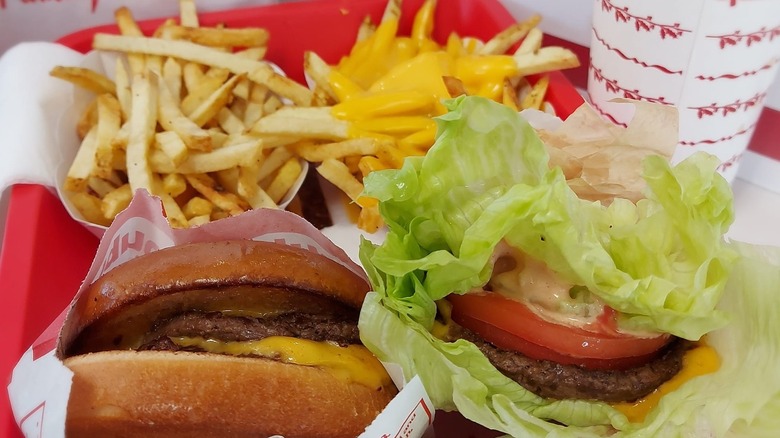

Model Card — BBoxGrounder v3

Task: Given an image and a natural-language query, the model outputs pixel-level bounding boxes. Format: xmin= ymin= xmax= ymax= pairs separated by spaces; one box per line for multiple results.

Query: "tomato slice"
xmin=448 ymin=293 xmax=671 ymax=370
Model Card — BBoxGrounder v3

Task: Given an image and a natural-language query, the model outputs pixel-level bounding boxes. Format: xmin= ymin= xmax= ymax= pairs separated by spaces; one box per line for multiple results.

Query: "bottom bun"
xmin=65 ymin=350 xmax=396 ymax=438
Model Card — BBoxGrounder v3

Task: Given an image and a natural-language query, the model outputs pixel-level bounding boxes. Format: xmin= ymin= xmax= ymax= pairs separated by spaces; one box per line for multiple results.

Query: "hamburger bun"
xmin=60 ymin=240 xmax=397 ymax=438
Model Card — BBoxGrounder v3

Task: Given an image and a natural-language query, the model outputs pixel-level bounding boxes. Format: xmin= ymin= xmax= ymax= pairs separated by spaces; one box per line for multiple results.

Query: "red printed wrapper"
xmin=7 ymin=190 xmax=433 ymax=438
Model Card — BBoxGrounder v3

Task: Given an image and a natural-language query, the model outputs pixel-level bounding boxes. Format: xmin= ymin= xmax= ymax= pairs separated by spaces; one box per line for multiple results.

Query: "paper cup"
xmin=587 ymin=0 xmax=780 ymax=183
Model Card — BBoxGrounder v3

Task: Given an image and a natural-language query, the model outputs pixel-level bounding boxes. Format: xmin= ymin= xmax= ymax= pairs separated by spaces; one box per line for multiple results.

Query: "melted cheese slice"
xmin=611 ymin=344 xmax=721 ymax=423
xmin=170 ymin=335 xmax=391 ymax=390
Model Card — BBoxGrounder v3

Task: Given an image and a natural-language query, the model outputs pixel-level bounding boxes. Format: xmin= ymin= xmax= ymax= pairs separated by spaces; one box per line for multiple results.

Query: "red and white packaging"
xmin=588 ymin=0 xmax=780 ymax=183
xmin=6 ymin=190 xmax=434 ymax=438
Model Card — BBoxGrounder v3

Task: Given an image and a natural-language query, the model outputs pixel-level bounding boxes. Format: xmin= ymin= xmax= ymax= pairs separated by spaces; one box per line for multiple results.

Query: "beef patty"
xmin=138 ymin=311 xmax=361 ymax=352
xmin=449 ymin=324 xmax=690 ymax=403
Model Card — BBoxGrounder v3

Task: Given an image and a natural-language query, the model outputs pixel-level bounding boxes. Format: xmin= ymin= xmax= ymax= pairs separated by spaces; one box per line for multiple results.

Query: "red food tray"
xmin=0 ymin=1 xmax=584 ymax=436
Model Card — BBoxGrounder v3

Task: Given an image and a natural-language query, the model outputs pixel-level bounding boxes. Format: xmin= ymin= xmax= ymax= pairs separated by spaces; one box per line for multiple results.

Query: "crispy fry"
xmin=185 ymin=173 xmax=247 ymax=216
xmin=265 ymin=158 xmax=303 ymax=204
xmin=114 ymin=6 xmax=146 ymax=75
xmin=87 ymin=176 xmax=118 ymax=198
xmin=292 ymin=138 xmax=382 ymax=162
xmin=189 ymin=73 xmax=244 ymax=127
xmin=65 ymin=126 xmax=99 ymax=192
xmin=316 ymin=159 xmax=364 ymax=202
xmin=126 ymin=72 xmax=158 ymax=193
xmin=92 ymin=34 xmax=315 ymax=105
xmin=76 ymin=100 xmax=98 ymax=140
xmin=514 ymin=46 xmax=580 ymax=76
xmin=166 ymin=26 xmax=270 ymax=48
xmin=182 ymin=196 xmax=213 ymax=219
xmin=151 ymin=138 xmax=263 ymax=174
xmin=251 ymin=107 xmax=349 ymax=140
xmin=521 ymin=75 xmax=550 ymax=110
xmin=515 ymin=27 xmax=543 ymax=55
xmin=94 ymin=93 xmax=123 ymax=178
xmin=157 ymin=75 xmax=212 ymax=151
xmin=155 ymin=131 xmax=188 ymax=166
xmin=100 ymin=183 xmax=132 ymax=219
xmin=69 ymin=191 xmax=111 ymax=226
xmin=162 ymin=57 xmax=183 ymax=105
xmin=49 ymin=66 xmax=116 ymax=95
xmin=478 ymin=15 xmax=541 ymax=55
xmin=161 ymin=172 xmax=187 ymax=197
xmin=179 ymin=0 xmax=199 ymax=28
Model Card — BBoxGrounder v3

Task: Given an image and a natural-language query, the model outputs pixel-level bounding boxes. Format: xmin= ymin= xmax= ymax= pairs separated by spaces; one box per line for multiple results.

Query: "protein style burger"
xmin=59 ymin=239 xmax=397 ymax=438
xmin=356 ymin=96 xmax=780 ymax=436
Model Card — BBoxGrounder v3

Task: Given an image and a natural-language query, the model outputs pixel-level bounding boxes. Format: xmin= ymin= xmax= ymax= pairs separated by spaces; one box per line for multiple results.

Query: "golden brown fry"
xmin=182 ymin=196 xmax=214 ymax=219
xmin=155 ymin=131 xmax=189 ymax=167
xmin=292 ymin=138 xmax=382 ymax=162
xmin=150 ymin=138 xmax=263 ymax=174
xmin=515 ymin=27 xmax=543 ymax=55
xmin=189 ymin=73 xmax=244 ymax=127
xmin=182 ymin=62 xmax=206 ymax=94
xmin=50 ymin=66 xmax=116 ymax=95
xmin=69 ymin=191 xmax=111 ymax=226
xmin=94 ymin=93 xmax=123 ymax=178
xmin=161 ymin=172 xmax=187 ymax=197
xmin=251 ymin=106 xmax=349 ymax=140
xmin=316 ymin=159 xmax=364 ymax=202
xmin=181 ymin=69 xmax=230 ymax=116
xmin=126 ymin=72 xmax=158 ymax=193
xmin=381 ymin=0 xmax=402 ymax=24
xmin=356 ymin=15 xmax=376 ymax=43
xmin=357 ymin=205 xmax=383 ymax=233
xmin=179 ymin=0 xmax=199 ymax=28
xmin=217 ymin=107 xmax=245 ymax=135
xmin=265 ymin=158 xmax=303 ymax=204
xmin=92 ymin=34 xmax=315 ymax=106
xmin=65 ymin=126 xmax=99 ymax=192
xmin=442 ymin=76 xmax=468 ymax=97
xmin=162 ymin=57 xmax=183 ymax=105
xmin=157 ymin=75 xmax=212 ymax=151
xmin=185 ymin=173 xmax=247 ymax=216
xmin=87 ymin=176 xmax=118 ymax=198
xmin=478 ymin=15 xmax=541 ymax=55
xmin=114 ymin=7 xmax=146 ymax=75
xmin=257 ymin=146 xmax=294 ymax=182
xmin=235 ymin=47 xmax=267 ymax=61
xmin=166 ymin=26 xmax=270 ymax=48
xmin=502 ymin=78 xmax=521 ymax=112
xmin=521 ymin=75 xmax=550 ymax=110
xmin=303 ymin=51 xmax=337 ymax=103
xmin=77 ymin=100 xmax=98 ymax=140
xmin=100 ymin=183 xmax=133 ymax=219
xmin=514 ymin=46 xmax=580 ymax=76
xmin=114 ymin=57 xmax=132 ymax=118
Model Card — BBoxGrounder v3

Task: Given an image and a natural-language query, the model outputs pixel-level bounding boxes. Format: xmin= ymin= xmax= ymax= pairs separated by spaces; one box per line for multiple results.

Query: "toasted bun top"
xmin=60 ymin=240 xmax=369 ymax=355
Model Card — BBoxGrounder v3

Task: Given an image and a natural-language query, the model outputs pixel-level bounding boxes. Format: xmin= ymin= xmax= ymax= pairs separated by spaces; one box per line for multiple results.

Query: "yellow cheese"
xmin=612 ymin=344 xmax=721 ymax=423
xmin=368 ymin=51 xmax=453 ymax=103
xmin=170 ymin=335 xmax=392 ymax=390
xmin=455 ymin=55 xmax=518 ymax=100
xmin=331 ymin=90 xmax=436 ymax=121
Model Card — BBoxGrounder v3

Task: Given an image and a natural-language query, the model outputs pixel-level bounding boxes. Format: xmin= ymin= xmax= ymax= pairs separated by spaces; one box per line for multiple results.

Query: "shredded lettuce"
xmin=357 ymin=96 xmax=779 ymax=435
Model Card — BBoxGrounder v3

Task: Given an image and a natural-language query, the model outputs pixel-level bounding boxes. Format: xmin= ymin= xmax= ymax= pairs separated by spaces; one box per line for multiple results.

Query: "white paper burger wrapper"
xmin=7 ymin=190 xmax=434 ymax=438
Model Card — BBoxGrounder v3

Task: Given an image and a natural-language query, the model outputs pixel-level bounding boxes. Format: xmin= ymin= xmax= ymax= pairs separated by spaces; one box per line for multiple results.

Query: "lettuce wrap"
xmin=357 ymin=96 xmax=780 ymax=436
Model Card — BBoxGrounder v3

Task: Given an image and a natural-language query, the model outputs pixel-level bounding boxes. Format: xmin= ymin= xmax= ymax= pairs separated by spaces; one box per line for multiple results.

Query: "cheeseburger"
xmin=59 ymin=240 xmax=397 ymax=438
xmin=355 ymin=96 xmax=779 ymax=436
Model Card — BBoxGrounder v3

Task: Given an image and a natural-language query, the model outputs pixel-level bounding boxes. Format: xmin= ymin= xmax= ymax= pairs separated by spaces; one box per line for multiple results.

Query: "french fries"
xmin=55 ymin=0 xmax=306 ymax=228
xmin=297 ymin=0 xmax=579 ymax=232
xmin=54 ymin=0 xmax=579 ymax=236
